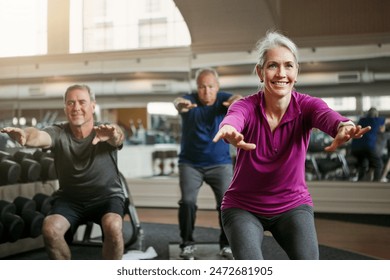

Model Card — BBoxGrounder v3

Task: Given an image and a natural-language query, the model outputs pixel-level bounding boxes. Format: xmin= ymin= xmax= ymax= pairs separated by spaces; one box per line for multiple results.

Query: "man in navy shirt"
xmin=173 ymin=68 xmax=241 ymax=260
xmin=351 ymin=107 xmax=385 ymax=181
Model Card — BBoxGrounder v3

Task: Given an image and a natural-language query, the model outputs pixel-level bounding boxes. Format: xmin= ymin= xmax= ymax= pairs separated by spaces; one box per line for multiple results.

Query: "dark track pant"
xmin=178 ymin=163 xmax=232 ymax=249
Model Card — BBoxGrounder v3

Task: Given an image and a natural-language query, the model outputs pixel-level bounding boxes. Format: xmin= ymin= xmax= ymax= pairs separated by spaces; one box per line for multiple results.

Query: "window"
xmin=362 ymin=96 xmax=390 ymax=112
xmin=139 ymin=18 xmax=168 ymax=48
xmin=322 ymin=97 xmax=356 ymax=111
xmin=70 ymin=0 xmax=191 ymax=53
xmin=147 ymin=102 xmax=177 ymax=116
xmin=0 ymin=0 xmax=47 ymax=57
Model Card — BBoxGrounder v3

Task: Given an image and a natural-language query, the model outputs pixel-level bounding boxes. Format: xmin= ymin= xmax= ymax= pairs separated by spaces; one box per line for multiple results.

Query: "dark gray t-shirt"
xmin=43 ymin=123 xmax=125 ymax=202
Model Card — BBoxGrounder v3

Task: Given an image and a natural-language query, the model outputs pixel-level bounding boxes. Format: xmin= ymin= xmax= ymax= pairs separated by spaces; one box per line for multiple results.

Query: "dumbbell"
xmin=12 ymin=150 xmax=41 ymax=183
xmin=13 ymin=196 xmax=45 ymax=238
xmin=33 ymin=150 xmax=57 ymax=180
xmin=0 ymin=200 xmax=25 ymax=243
xmin=14 ymin=196 xmax=36 ymax=215
xmin=0 ymin=150 xmax=21 ymax=185
xmin=0 ymin=200 xmax=16 ymax=217
xmin=33 ymin=193 xmax=53 ymax=216
xmin=0 ymin=159 xmax=21 ymax=185
xmin=0 ymin=150 xmax=13 ymax=161
xmin=12 ymin=150 xmax=34 ymax=162
xmin=20 ymin=209 xmax=44 ymax=238
xmin=32 ymin=150 xmax=54 ymax=161
xmin=1 ymin=213 xmax=25 ymax=242
xmin=0 ymin=221 xmax=3 ymax=242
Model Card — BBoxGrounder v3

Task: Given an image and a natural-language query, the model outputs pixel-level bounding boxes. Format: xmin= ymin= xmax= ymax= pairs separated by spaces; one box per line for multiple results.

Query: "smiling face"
xmin=257 ymin=46 xmax=299 ymax=99
xmin=64 ymin=87 xmax=96 ymax=128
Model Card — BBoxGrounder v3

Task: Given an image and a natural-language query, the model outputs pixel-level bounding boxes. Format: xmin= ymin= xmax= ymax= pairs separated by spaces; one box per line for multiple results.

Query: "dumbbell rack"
xmin=0 ymin=180 xmax=58 ymax=258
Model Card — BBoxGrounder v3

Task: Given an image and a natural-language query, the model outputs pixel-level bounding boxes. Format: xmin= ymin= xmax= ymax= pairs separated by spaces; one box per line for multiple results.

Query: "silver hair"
xmin=194 ymin=67 xmax=220 ymax=85
xmin=367 ymin=107 xmax=379 ymax=117
xmin=254 ymin=30 xmax=299 ymax=69
xmin=64 ymin=84 xmax=95 ymax=103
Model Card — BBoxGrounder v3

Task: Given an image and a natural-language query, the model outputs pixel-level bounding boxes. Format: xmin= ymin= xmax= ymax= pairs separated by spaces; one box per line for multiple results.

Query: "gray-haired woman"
xmin=213 ymin=31 xmax=370 ymax=259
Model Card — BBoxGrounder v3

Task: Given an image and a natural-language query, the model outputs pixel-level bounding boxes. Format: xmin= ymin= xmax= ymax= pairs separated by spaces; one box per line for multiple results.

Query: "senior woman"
xmin=213 ymin=31 xmax=370 ymax=260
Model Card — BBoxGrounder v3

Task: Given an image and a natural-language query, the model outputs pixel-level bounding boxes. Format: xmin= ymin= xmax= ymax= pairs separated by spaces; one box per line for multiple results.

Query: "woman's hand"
xmin=213 ymin=125 xmax=256 ymax=150
xmin=324 ymin=125 xmax=371 ymax=152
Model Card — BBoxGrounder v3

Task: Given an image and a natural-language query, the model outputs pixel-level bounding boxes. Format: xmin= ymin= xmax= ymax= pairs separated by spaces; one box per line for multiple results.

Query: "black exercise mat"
xmin=1 ymin=222 xmax=376 ymax=260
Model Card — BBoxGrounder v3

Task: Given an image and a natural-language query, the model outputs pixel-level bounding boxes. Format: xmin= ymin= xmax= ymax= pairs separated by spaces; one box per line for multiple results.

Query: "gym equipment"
xmin=13 ymin=196 xmax=45 ymax=238
xmin=0 ymin=151 xmax=21 ymax=185
xmin=33 ymin=150 xmax=57 ymax=180
xmin=11 ymin=151 xmax=42 ymax=183
xmin=0 ymin=200 xmax=24 ymax=243
xmin=152 ymin=150 xmax=178 ymax=176
xmin=0 ymin=160 xmax=21 ymax=185
xmin=0 ymin=221 xmax=3 ymax=241
xmin=0 ymin=151 xmax=12 ymax=161
xmin=0 ymin=200 xmax=16 ymax=218
xmin=33 ymin=150 xmax=54 ymax=161
xmin=20 ymin=159 xmax=41 ymax=182
xmin=12 ymin=150 xmax=34 ymax=162
xmin=1 ymin=213 xmax=25 ymax=242
xmin=120 ymin=172 xmax=143 ymax=250
xmin=32 ymin=193 xmax=53 ymax=216
xmin=14 ymin=196 xmax=36 ymax=215
xmin=20 ymin=209 xmax=44 ymax=238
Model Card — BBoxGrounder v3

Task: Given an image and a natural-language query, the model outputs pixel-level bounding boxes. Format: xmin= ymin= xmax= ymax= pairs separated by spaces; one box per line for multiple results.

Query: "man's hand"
xmin=223 ymin=94 xmax=242 ymax=107
xmin=324 ymin=125 xmax=371 ymax=152
xmin=174 ymin=98 xmax=197 ymax=113
xmin=213 ymin=125 xmax=256 ymax=150
xmin=92 ymin=124 xmax=123 ymax=146
xmin=1 ymin=127 xmax=27 ymax=146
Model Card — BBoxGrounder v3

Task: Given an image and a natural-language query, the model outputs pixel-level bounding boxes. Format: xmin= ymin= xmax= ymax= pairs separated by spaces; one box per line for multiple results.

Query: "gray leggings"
xmin=222 ymin=204 xmax=319 ymax=260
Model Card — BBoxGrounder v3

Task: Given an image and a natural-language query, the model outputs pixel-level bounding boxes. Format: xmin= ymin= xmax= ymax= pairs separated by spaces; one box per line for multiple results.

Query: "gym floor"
xmin=136 ymin=207 xmax=390 ymax=260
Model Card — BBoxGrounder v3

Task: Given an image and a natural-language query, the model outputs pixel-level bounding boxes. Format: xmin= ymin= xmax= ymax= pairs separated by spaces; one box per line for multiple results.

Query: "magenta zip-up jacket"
xmin=220 ymin=90 xmax=350 ymax=216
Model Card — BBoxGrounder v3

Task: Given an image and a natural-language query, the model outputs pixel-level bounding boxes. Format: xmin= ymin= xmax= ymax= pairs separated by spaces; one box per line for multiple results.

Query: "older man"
xmin=2 ymin=84 xmax=125 ymax=259
xmin=173 ymin=68 xmax=241 ymax=260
